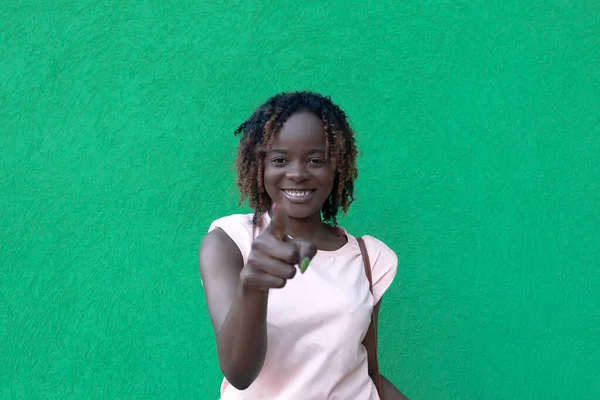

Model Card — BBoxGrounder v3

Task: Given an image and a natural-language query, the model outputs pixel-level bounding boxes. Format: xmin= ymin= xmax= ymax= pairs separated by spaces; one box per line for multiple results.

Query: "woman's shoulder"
xmin=342 ymin=228 xmax=397 ymax=257
xmin=359 ymin=234 xmax=396 ymax=253
xmin=208 ymin=213 xmax=256 ymax=231
xmin=205 ymin=213 xmax=258 ymax=263
xmin=344 ymin=230 xmax=398 ymax=269
xmin=349 ymin=233 xmax=399 ymax=302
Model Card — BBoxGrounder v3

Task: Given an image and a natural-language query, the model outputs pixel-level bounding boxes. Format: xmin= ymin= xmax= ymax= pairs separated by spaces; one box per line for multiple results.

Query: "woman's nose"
xmin=286 ymin=162 xmax=309 ymax=181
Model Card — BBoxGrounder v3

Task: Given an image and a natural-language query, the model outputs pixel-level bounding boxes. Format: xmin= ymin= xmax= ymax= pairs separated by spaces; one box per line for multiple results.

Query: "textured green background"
xmin=2 ymin=1 xmax=599 ymax=399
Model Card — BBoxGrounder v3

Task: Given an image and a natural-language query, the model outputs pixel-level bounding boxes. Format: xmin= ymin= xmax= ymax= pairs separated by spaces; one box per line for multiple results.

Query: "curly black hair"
xmin=234 ymin=91 xmax=359 ymax=226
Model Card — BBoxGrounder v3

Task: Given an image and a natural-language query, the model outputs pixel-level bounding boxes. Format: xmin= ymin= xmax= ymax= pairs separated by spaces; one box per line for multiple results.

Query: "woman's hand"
xmin=240 ymin=203 xmax=317 ymax=291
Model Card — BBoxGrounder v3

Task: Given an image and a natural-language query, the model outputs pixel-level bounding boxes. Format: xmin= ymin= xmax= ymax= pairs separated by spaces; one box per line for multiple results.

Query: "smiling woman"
xmin=263 ymin=111 xmax=336 ymax=223
xmin=233 ymin=92 xmax=359 ymax=228
xmin=199 ymin=91 xmax=408 ymax=399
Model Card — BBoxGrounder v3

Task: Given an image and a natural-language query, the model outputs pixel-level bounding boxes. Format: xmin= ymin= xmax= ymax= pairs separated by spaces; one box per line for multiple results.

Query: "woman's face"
xmin=263 ymin=111 xmax=335 ymax=220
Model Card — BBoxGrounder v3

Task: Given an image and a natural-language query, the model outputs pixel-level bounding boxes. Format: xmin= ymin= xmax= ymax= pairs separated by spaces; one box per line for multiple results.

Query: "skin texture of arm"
xmin=199 ymin=228 xmax=269 ymax=390
xmin=381 ymin=374 xmax=409 ymax=400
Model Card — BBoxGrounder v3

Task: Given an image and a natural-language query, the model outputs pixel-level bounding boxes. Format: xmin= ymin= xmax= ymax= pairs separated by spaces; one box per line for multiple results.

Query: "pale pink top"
xmin=207 ymin=213 xmax=398 ymax=400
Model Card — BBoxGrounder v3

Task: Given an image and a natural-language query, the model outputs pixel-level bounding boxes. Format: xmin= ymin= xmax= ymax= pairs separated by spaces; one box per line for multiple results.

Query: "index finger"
xmin=289 ymin=237 xmax=317 ymax=273
xmin=266 ymin=202 xmax=288 ymax=241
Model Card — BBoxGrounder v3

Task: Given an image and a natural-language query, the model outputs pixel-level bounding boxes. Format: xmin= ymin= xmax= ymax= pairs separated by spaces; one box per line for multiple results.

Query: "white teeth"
xmin=283 ymin=190 xmax=313 ymax=197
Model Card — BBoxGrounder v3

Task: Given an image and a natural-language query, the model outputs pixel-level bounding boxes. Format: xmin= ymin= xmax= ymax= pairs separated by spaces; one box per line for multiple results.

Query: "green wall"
xmin=2 ymin=1 xmax=599 ymax=399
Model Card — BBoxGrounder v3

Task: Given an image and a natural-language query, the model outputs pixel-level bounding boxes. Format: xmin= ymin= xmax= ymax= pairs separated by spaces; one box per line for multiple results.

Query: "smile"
xmin=280 ymin=189 xmax=316 ymax=203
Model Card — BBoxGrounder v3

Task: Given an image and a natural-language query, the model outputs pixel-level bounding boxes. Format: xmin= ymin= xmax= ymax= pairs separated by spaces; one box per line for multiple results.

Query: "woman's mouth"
xmin=280 ymin=189 xmax=316 ymax=203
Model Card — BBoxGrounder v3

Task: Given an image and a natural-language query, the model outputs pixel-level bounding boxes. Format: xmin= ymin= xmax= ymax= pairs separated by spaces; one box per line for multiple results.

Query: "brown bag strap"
xmin=357 ymin=237 xmax=382 ymax=398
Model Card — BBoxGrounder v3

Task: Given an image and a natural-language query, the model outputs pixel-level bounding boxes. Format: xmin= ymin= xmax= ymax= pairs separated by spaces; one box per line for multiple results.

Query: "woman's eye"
xmin=309 ymin=159 xmax=325 ymax=164
xmin=271 ymin=158 xmax=287 ymax=165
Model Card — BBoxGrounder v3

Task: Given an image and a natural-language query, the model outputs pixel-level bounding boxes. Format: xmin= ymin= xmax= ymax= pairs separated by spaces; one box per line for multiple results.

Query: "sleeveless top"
xmin=207 ymin=213 xmax=398 ymax=400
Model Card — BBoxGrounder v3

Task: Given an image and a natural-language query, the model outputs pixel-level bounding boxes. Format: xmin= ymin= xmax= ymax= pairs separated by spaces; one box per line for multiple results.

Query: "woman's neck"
xmin=264 ymin=209 xmax=347 ymax=251
xmin=285 ymin=214 xmax=327 ymax=240
xmin=265 ymin=209 xmax=327 ymax=240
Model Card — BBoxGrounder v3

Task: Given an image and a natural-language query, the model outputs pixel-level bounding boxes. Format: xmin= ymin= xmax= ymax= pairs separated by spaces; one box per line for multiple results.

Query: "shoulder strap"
xmin=357 ymin=237 xmax=383 ymax=398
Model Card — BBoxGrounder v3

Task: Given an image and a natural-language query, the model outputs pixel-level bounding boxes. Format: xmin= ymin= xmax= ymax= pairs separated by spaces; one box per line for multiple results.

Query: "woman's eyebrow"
xmin=266 ymin=148 xmax=326 ymax=154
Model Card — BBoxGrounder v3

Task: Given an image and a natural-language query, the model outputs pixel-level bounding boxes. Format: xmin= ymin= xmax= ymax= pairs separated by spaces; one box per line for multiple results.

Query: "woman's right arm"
xmin=199 ymin=228 xmax=269 ymax=390
xmin=199 ymin=206 xmax=316 ymax=390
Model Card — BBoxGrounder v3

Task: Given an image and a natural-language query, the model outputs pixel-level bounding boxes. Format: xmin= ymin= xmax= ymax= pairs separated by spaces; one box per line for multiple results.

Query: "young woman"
xmin=200 ymin=91 xmax=408 ymax=399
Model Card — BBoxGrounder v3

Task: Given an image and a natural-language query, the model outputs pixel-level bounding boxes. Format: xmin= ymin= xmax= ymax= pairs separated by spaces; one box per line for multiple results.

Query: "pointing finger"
xmin=266 ymin=202 xmax=288 ymax=241
xmin=289 ymin=237 xmax=317 ymax=273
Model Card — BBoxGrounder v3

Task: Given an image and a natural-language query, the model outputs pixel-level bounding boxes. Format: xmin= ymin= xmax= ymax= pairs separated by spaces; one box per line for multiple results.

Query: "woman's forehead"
xmin=273 ymin=111 xmax=326 ymax=147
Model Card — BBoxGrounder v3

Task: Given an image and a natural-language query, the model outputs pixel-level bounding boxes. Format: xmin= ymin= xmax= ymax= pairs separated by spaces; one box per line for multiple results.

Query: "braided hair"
xmin=234 ymin=91 xmax=359 ymax=226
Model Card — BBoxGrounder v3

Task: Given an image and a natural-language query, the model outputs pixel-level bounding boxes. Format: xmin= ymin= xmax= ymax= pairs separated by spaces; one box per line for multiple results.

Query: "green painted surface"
xmin=2 ymin=2 xmax=599 ymax=399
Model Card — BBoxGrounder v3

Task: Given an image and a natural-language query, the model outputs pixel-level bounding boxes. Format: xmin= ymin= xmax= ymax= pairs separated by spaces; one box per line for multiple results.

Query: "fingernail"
xmin=300 ymin=257 xmax=311 ymax=273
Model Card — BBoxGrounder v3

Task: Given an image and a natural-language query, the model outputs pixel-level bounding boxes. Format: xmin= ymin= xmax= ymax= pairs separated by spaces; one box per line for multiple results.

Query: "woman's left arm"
xmin=381 ymin=374 xmax=409 ymax=400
